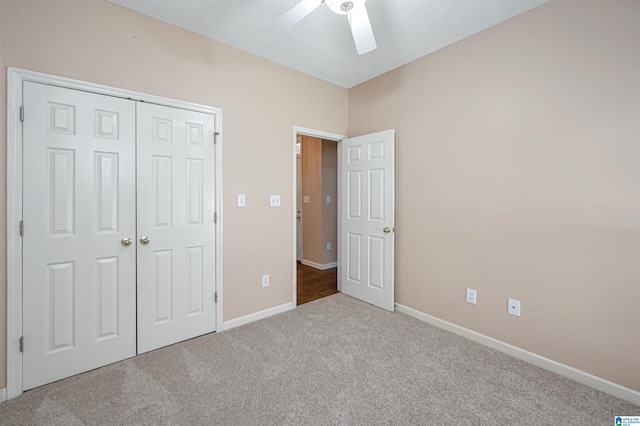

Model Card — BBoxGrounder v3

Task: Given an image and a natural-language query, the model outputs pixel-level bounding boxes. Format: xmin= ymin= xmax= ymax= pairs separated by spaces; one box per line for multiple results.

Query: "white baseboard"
xmin=220 ymin=302 xmax=294 ymax=331
xmin=301 ymin=260 xmax=338 ymax=270
xmin=0 ymin=388 xmax=6 ymax=403
xmin=395 ymin=303 xmax=640 ymax=406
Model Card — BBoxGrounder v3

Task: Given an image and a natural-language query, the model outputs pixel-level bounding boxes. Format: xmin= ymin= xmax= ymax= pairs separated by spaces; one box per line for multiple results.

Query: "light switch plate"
xmin=237 ymin=194 xmax=246 ymax=207
xmin=270 ymin=195 xmax=281 ymax=207
xmin=303 ymin=195 xmax=310 ymax=204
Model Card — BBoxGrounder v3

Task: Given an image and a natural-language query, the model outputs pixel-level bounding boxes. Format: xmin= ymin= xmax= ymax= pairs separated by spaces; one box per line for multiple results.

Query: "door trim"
xmin=291 ymin=126 xmax=346 ymax=306
xmin=6 ymin=67 xmax=224 ymax=399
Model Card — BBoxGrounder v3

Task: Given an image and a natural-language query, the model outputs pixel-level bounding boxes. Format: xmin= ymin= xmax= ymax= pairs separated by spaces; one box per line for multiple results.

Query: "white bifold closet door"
xmin=22 ymin=82 xmax=217 ymax=390
xmin=22 ymin=82 xmax=137 ymax=390
xmin=136 ymin=103 xmax=216 ymax=354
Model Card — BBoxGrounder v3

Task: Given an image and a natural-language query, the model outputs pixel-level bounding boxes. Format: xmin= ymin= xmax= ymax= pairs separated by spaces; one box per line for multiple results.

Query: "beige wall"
xmin=321 ymin=141 xmax=337 ymax=265
xmin=349 ymin=0 xmax=640 ymax=391
xmin=0 ymin=0 xmax=348 ymax=389
xmin=301 ymin=136 xmax=324 ymax=265
xmin=301 ymin=137 xmax=337 ymax=267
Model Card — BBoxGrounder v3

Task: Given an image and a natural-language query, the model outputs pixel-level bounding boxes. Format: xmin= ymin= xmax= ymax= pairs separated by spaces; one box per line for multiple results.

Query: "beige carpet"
xmin=0 ymin=293 xmax=637 ymax=425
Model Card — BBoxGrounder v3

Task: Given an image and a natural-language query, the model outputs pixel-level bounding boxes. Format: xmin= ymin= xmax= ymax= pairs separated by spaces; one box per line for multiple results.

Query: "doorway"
xmin=292 ymin=127 xmax=345 ymax=306
xmin=296 ymin=135 xmax=339 ymax=305
xmin=291 ymin=126 xmax=396 ymax=311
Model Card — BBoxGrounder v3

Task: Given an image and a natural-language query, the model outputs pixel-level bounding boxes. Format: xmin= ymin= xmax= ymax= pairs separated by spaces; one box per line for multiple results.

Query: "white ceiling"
xmin=106 ymin=0 xmax=549 ymax=89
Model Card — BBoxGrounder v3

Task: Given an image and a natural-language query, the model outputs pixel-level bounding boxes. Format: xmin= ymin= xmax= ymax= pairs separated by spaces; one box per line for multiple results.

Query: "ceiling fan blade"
xmin=347 ymin=2 xmax=377 ymax=55
xmin=267 ymin=0 xmax=322 ymax=34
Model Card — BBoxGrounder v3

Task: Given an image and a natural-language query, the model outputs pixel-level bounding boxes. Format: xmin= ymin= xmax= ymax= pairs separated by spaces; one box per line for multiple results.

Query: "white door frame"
xmin=291 ymin=126 xmax=346 ymax=306
xmin=6 ymin=68 xmax=224 ymax=399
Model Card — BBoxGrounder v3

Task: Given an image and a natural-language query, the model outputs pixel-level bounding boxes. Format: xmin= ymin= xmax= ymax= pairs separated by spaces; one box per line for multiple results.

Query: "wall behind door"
xmin=321 ymin=141 xmax=337 ymax=266
xmin=0 ymin=0 xmax=348 ymax=389
xmin=301 ymin=137 xmax=337 ymax=268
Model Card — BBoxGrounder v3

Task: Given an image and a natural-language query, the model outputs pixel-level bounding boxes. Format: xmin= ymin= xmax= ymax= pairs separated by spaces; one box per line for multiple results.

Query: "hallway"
xmin=296 ymin=262 xmax=338 ymax=305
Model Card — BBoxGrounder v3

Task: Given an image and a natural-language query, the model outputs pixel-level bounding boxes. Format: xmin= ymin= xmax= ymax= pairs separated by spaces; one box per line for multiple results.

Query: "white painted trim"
xmin=220 ymin=302 xmax=294 ymax=331
xmin=336 ymin=142 xmax=343 ymax=294
xmin=294 ymin=126 xmax=346 ymax=142
xmin=8 ymin=68 xmax=217 ymax=114
xmin=300 ymin=260 xmax=338 ymax=270
xmin=395 ymin=303 xmax=640 ymax=406
xmin=291 ymin=126 xmax=346 ymax=308
xmin=0 ymin=388 xmax=7 ymax=403
xmin=214 ymin=113 xmax=224 ymax=339
xmin=7 ymin=68 xmax=24 ymax=400
xmin=6 ymin=67 xmax=223 ymax=400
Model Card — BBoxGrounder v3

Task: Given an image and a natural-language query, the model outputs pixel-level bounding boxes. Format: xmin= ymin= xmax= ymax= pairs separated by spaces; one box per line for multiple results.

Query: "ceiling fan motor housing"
xmin=325 ymin=0 xmax=365 ymax=15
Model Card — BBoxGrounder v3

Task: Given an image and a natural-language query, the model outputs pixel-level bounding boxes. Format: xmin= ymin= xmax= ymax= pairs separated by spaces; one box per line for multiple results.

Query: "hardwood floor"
xmin=296 ymin=262 xmax=338 ymax=305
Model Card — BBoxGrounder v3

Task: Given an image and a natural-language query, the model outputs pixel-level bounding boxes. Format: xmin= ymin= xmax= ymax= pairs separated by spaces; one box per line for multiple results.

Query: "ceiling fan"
xmin=269 ymin=0 xmax=377 ymax=55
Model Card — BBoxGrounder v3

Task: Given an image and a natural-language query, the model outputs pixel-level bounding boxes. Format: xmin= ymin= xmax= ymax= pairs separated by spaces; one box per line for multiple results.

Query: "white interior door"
xmin=340 ymin=129 xmax=395 ymax=311
xmin=136 ymin=103 xmax=217 ymax=354
xmin=22 ymin=82 xmax=137 ymax=390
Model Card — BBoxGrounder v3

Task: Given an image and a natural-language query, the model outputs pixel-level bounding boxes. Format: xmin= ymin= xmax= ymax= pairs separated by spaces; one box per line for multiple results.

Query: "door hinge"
xmin=19 ymin=221 xmax=24 ymax=237
xmin=214 ymin=132 xmax=220 ymax=145
xmin=19 ymin=106 xmax=24 ymax=122
xmin=214 ymin=292 xmax=218 ymax=303
xmin=19 ymin=336 xmax=23 ymax=352
xmin=214 ymin=212 xmax=217 ymax=223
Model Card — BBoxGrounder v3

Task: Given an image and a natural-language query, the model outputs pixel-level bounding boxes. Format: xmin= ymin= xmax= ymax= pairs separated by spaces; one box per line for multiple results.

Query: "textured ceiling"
xmin=106 ymin=0 xmax=549 ymax=88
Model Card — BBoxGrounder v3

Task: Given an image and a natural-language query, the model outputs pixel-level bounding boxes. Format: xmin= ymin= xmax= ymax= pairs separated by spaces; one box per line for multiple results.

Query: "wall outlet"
xmin=508 ymin=298 xmax=521 ymax=317
xmin=466 ymin=288 xmax=477 ymax=305
xmin=326 ymin=195 xmax=331 ymax=204
xmin=237 ymin=194 xmax=246 ymax=207
xmin=262 ymin=274 xmax=270 ymax=287
xmin=327 ymin=242 xmax=331 ymax=250
xmin=270 ymin=195 xmax=280 ymax=207
xmin=303 ymin=195 xmax=310 ymax=204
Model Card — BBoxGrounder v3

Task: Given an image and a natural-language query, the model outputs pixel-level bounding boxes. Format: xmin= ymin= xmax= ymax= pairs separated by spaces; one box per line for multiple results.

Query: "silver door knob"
xmin=383 ymin=227 xmax=391 ymax=233
xmin=121 ymin=237 xmax=133 ymax=247
xmin=140 ymin=236 xmax=151 ymax=245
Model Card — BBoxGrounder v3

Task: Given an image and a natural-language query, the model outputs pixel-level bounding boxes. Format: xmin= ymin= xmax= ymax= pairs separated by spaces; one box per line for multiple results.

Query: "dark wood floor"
xmin=297 ymin=262 xmax=338 ymax=305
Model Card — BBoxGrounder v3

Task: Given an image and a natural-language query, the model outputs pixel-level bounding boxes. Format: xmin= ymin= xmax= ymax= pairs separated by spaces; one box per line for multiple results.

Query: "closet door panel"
xmin=136 ymin=103 xmax=217 ymax=354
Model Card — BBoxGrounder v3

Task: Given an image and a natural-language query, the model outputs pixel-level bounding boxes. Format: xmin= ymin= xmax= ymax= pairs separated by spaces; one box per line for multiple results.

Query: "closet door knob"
xmin=121 ymin=237 xmax=133 ymax=247
xmin=140 ymin=236 xmax=151 ymax=245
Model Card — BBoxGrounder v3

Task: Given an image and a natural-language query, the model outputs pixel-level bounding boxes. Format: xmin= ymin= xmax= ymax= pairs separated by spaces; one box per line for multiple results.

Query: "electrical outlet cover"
xmin=508 ymin=298 xmax=521 ymax=317
xmin=466 ymin=288 xmax=477 ymax=305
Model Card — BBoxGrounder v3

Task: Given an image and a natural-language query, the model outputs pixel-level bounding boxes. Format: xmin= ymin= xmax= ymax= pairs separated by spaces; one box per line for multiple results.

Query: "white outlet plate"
xmin=237 ymin=194 xmax=246 ymax=207
xmin=466 ymin=288 xmax=477 ymax=305
xmin=270 ymin=195 xmax=281 ymax=207
xmin=326 ymin=195 xmax=331 ymax=203
xmin=303 ymin=195 xmax=310 ymax=203
xmin=262 ymin=274 xmax=269 ymax=287
xmin=327 ymin=242 xmax=331 ymax=250
xmin=508 ymin=298 xmax=521 ymax=317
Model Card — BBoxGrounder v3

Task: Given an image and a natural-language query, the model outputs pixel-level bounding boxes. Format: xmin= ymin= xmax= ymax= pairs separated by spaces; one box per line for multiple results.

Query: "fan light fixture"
xmin=325 ymin=0 xmax=365 ymax=15
xmin=268 ymin=0 xmax=376 ymax=55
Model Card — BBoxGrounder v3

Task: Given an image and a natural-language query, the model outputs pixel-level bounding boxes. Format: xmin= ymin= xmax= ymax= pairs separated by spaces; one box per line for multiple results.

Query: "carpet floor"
xmin=0 ymin=293 xmax=637 ymax=425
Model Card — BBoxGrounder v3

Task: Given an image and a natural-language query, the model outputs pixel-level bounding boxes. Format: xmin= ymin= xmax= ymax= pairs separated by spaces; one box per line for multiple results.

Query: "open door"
xmin=339 ymin=129 xmax=395 ymax=311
